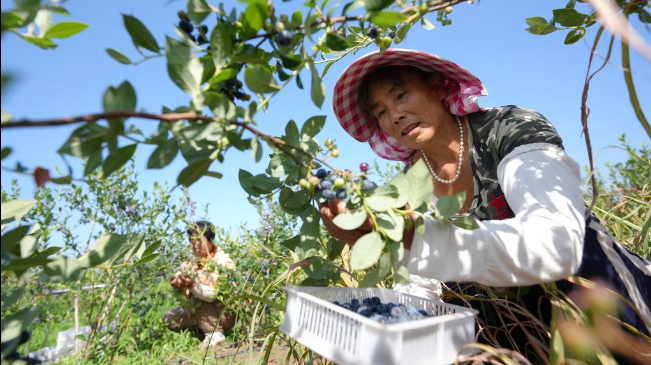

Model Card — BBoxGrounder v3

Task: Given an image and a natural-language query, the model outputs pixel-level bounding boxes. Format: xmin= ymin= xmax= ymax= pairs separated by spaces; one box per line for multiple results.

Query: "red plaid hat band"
xmin=332 ymin=49 xmax=488 ymax=162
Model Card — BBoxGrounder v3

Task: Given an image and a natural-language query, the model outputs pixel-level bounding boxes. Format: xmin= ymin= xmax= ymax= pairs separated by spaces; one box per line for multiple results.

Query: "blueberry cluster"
xmin=332 ymin=297 xmax=430 ymax=324
xmin=219 ymin=78 xmax=250 ymax=102
xmin=300 ymin=168 xmax=346 ymax=201
xmin=177 ymin=11 xmax=209 ymax=45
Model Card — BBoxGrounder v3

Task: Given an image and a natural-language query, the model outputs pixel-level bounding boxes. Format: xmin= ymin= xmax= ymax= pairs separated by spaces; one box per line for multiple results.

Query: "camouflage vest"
xmin=465 ymin=105 xmax=564 ymax=221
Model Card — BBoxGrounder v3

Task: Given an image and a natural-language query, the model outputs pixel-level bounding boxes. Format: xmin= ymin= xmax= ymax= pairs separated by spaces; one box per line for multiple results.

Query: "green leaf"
xmin=1 ymin=200 xmax=36 ymax=229
xmin=1 ymin=225 xmax=30 ymax=254
xmin=166 ymin=37 xmax=203 ymax=97
xmin=370 ymin=11 xmax=406 ymax=27
xmin=77 ymin=234 xmax=128 ymax=268
xmin=1 ymin=287 xmax=25 ymax=311
xmin=278 ymin=187 xmax=311 ymax=215
xmin=365 ymin=0 xmax=394 ymax=12
xmin=450 ymin=215 xmax=479 ymax=230
xmin=233 ymin=294 xmax=284 ymax=312
xmin=99 ymin=144 xmax=136 ymax=178
xmin=350 ymin=231 xmax=385 ymax=270
xmin=147 ymin=138 xmax=178 ymax=169
xmin=377 ymin=209 xmax=404 ymax=242
xmin=301 ymin=115 xmax=326 ymax=139
xmin=1 ymin=147 xmax=11 ymax=160
xmin=22 ymin=35 xmax=57 ymax=49
xmin=365 ymin=184 xmax=398 ymax=212
xmin=325 ymin=33 xmax=351 ymax=51
xmin=388 ymin=173 xmax=409 ymax=208
xmin=525 ymin=17 xmax=559 ymax=35
xmin=43 ymin=21 xmax=88 ymax=38
xmin=421 ymin=17 xmax=435 ymax=30
xmin=359 ymin=269 xmax=383 ymax=287
xmin=0 ymin=306 xmax=40 ymax=343
xmin=211 ymin=21 xmax=232 ymax=70
xmin=244 ymin=64 xmax=280 ymax=94
xmin=187 ymin=0 xmax=211 ymax=23
xmin=308 ymin=62 xmax=325 ymax=108
xmin=105 ymin=48 xmax=132 ymax=65
xmin=208 ymin=68 xmax=239 ymax=86
xmin=377 ymin=252 xmax=392 ymax=278
xmin=58 ymin=124 xmax=107 ymax=158
xmin=327 ymin=238 xmax=346 ymax=260
xmin=333 ymin=209 xmax=368 ymax=230
xmin=123 ymin=14 xmax=159 ymax=53
xmin=103 ymin=81 xmax=136 ymax=113
xmin=243 ymin=0 xmax=267 ymax=35
xmin=564 ymin=27 xmax=586 ymax=44
xmin=206 ymin=92 xmax=236 ymax=120
xmin=250 ymin=174 xmax=283 ymax=193
xmin=251 ymin=137 xmax=263 ymax=162
xmin=42 ymin=256 xmax=81 ymax=281
xmin=394 ymin=265 xmax=410 ymax=284
xmin=284 ymin=120 xmax=300 ymax=146
xmin=1 ymin=11 xmax=26 ymax=30
xmin=20 ymin=231 xmax=38 ymax=258
xmin=134 ymin=253 xmax=159 ymax=266
xmin=49 ymin=176 xmax=72 ymax=184
xmin=552 ymin=8 xmax=587 ymax=27
xmin=238 ymin=169 xmax=260 ymax=197
xmin=177 ymin=159 xmax=213 ymax=187
xmin=405 ymin=159 xmax=433 ymax=211
xmin=436 ymin=191 xmax=466 ymax=218
xmin=303 ymin=256 xmax=330 ymax=279
xmin=525 ymin=17 xmax=549 ymax=26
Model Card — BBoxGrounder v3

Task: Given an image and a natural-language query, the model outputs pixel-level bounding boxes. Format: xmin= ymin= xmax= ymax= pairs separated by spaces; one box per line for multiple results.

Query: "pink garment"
xmin=332 ymin=48 xmax=488 ymax=162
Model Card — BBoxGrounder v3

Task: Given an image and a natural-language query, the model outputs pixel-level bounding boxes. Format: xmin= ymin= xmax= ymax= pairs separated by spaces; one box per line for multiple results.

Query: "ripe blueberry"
xmin=361 ymin=180 xmax=376 ymax=192
xmin=276 ymin=29 xmax=292 ymax=46
xmin=322 ymin=189 xmax=335 ymax=200
xmin=335 ymin=188 xmax=347 ymax=200
xmin=319 ymin=179 xmax=333 ymax=190
xmin=388 ymin=31 xmax=396 ymax=39
xmin=316 ymin=168 xmax=327 ymax=179
xmin=179 ymin=20 xmax=194 ymax=34
xmin=368 ymin=25 xmax=378 ymax=39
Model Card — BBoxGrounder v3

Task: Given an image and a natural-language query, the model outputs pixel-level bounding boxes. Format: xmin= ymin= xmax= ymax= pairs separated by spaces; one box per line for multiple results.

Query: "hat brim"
xmin=332 ymin=48 xmax=487 ymax=161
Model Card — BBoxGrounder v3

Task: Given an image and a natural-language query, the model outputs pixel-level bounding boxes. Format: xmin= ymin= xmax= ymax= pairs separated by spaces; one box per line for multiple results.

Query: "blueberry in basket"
xmin=332 ymin=296 xmax=431 ymax=324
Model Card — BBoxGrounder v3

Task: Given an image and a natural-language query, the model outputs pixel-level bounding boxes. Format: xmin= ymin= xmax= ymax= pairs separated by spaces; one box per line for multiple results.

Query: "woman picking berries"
xmin=320 ymin=49 xmax=650 ymax=362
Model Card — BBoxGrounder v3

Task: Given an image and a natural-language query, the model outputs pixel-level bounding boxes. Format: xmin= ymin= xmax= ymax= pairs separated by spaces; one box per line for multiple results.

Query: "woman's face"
xmin=367 ymin=70 xmax=450 ymax=149
xmin=190 ymin=235 xmax=213 ymax=257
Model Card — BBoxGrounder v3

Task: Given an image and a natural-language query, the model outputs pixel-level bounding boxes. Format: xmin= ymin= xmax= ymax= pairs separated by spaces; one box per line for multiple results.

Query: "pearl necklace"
xmin=421 ymin=116 xmax=464 ymax=184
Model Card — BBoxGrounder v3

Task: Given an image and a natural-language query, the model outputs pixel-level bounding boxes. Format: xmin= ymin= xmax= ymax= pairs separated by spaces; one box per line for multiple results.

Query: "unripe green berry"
xmin=333 ymin=177 xmax=345 ymax=189
xmin=299 ymin=178 xmax=308 ymax=188
xmin=325 ymin=138 xmax=333 ymax=147
xmin=331 ymin=149 xmax=339 ymax=158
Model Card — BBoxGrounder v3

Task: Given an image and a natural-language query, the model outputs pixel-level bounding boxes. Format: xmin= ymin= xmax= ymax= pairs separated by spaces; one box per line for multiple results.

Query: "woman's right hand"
xmin=170 ymin=274 xmax=194 ymax=290
xmin=319 ymin=199 xmax=416 ymax=249
xmin=319 ymin=199 xmax=373 ymax=245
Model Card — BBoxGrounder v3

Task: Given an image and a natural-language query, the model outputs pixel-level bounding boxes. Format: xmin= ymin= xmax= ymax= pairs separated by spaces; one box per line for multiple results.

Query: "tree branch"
xmin=2 ymin=110 xmax=340 ymax=172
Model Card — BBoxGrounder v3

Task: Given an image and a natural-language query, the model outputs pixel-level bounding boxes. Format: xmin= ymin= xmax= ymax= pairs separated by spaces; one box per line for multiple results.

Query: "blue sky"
xmin=2 ymin=0 xmax=649 ymax=234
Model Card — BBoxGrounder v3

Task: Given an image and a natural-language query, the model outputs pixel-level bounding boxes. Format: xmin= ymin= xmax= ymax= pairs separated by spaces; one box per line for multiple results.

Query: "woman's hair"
xmin=187 ymin=220 xmax=216 ymax=241
xmin=358 ymin=65 xmax=445 ymax=120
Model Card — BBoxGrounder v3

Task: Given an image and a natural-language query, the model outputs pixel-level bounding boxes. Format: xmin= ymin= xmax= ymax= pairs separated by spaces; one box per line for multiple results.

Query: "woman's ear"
xmin=427 ymin=74 xmax=446 ymax=101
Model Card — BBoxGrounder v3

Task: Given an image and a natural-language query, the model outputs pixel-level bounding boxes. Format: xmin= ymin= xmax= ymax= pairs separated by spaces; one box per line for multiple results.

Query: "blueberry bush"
xmin=2 ymin=0 xmax=650 ymax=364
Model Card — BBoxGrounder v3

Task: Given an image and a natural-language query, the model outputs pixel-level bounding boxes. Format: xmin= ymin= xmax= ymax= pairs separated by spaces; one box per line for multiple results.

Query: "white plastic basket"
xmin=280 ymin=286 xmax=478 ymax=365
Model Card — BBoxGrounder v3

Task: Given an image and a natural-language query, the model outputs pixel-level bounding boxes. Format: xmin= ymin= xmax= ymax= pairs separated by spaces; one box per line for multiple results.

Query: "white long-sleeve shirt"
xmin=399 ymin=143 xmax=586 ymax=288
